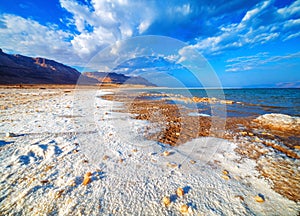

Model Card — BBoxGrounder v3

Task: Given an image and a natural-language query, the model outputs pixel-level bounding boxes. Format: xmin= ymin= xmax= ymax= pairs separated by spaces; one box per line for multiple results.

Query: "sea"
xmin=124 ymin=88 xmax=300 ymax=118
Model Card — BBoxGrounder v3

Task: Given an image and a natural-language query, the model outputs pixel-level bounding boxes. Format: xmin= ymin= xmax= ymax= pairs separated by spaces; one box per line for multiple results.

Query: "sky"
xmin=0 ymin=0 xmax=300 ymax=88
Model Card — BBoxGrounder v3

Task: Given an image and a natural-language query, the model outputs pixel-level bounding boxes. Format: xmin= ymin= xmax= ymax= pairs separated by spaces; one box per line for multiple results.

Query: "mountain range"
xmin=0 ymin=49 xmax=154 ymax=86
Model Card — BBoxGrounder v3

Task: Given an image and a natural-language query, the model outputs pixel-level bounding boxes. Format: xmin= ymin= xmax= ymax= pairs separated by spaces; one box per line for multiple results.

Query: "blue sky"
xmin=0 ymin=0 xmax=299 ymax=88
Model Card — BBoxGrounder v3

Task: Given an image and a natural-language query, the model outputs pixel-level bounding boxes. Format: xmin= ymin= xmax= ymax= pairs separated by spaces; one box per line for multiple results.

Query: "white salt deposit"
xmin=0 ymin=88 xmax=299 ymax=215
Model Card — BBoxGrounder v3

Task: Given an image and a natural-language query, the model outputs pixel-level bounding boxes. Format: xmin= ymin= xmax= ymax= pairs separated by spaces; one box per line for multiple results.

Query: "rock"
xmin=82 ymin=172 xmax=92 ymax=186
xmin=103 ymin=155 xmax=109 ymax=160
xmin=190 ymin=160 xmax=196 ymax=164
xmin=167 ymin=162 xmax=178 ymax=168
xmin=162 ymin=196 xmax=171 ymax=207
xmin=180 ymin=204 xmax=189 ymax=213
xmin=240 ymin=131 xmax=248 ymax=136
xmin=222 ymin=175 xmax=230 ymax=180
xmin=163 ymin=151 xmax=170 ymax=156
xmin=294 ymin=146 xmax=300 ymax=150
xmin=222 ymin=170 xmax=229 ymax=175
xmin=176 ymin=187 xmax=184 ymax=197
xmin=255 ymin=194 xmax=265 ymax=203
xmin=254 ymin=114 xmax=300 ymax=135
xmin=55 ymin=189 xmax=64 ymax=199
xmin=5 ymin=132 xmax=16 ymax=137
xmin=40 ymin=180 xmax=49 ymax=184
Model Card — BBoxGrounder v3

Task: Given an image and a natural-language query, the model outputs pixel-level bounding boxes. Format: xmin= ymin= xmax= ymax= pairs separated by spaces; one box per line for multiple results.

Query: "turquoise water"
xmin=126 ymin=88 xmax=300 ymax=117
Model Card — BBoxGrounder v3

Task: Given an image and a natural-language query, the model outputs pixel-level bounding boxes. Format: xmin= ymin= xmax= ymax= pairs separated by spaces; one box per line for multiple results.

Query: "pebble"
xmin=163 ymin=151 xmax=170 ymax=156
xmin=176 ymin=187 xmax=184 ymax=197
xmin=167 ymin=162 xmax=178 ymax=168
xmin=190 ymin=160 xmax=196 ymax=164
xmin=162 ymin=196 xmax=171 ymax=207
xmin=103 ymin=155 xmax=109 ymax=160
xmin=222 ymin=170 xmax=229 ymax=175
xmin=82 ymin=172 xmax=92 ymax=186
xmin=255 ymin=194 xmax=265 ymax=203
xmin=222 ymin=175 xmax=230 ymax=180
xmin=5 ymin=132 xmax=16 ymax=137
xmin=180 ymin=204 xmax=189 ymax=213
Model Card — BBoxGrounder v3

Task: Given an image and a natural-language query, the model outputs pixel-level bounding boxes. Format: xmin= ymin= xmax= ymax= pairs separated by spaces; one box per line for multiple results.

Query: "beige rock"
xmin=255 ymin=194 xmax=265 ymax=203
xmin=167 ymin=162 xmax=178 ymax=168
xmin=180 ymin=204 xmax=189 ymax=213
xmin=163 ymin=151 xmax=170 ymax=156
xmin=103 ymin=155 xmax=109 ymax=160
xmin=176 ymin=187 xmax=184 ymax=197
xmin=222 ymin=170 xmax=229 ymax=175
xmin=163 ymin=196 xmax=171 ymax=207
xmin=82 ymin=172 xmax=92 ymax=186
xmin=190 ymin=160 xmax=196 ymax=164
xmin=222 ymin=175 xmax=230 ymax=180
xmin=5 ymin=132 xmax=16 ymax=137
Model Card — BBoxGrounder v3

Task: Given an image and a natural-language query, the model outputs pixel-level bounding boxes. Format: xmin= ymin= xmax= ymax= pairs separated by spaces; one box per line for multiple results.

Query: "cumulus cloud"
xmin=226 ymin=51 xmax=300 ymax=72
xmin=0 ymin=0 xmax=299 ymax=69
xmin=0 ymin=14 xmax=78 ymax=65
xmin=193 ymin=0 xmax=300 ymax=55
xmin=59 ymin=0 xmax=156 ymax=58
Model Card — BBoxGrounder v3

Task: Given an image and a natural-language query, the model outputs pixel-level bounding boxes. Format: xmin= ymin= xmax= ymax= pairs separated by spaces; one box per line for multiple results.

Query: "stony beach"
xmin=0 ymin=86 xmax=299 ymax=215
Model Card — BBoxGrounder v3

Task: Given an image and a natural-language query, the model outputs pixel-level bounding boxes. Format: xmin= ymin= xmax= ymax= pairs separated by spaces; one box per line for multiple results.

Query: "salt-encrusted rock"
xmin=255 ymin=194 xmax=265 ymax=203
xmin=163 ymin=151 xmax=170 ymax=156
xmin=5 ymin=132 xmax=16 ymax=137
xmin=180 ymin=204 xmax=189 ymax=213
xmin=167 ymin=162 xmax=178 ymax=168
xmin=176 ymin=187 xmax=184 ymax=197
xmin=190 ymin=160 xmax=196 ymax=164
xmin=103 ymin=155 xmax=109 ymax=160
xmin=162 ymin=196 xmax=171 ymax=206
xmin=222 ymin=175 xmax=230 ymax=180
xmin=254 ymin=114 xmax=300 ymax=135
xmin=82 ymin=172 xmax=92 ymax=186
xmin=222 ymin=170 xmax=229 ymax=175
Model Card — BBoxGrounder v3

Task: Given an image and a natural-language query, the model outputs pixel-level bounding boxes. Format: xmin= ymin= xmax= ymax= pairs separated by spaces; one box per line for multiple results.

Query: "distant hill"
xmin=0 ymin=49 xmax=84 ymax=84
xmin=82 ymin=72 xmax=155 ymax=86
xmin=0 ymin=49 xmax=154 ymax=86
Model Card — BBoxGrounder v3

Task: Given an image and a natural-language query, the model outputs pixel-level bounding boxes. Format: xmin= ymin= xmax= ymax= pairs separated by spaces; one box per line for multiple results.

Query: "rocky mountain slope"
xmin=83 ymin=72 xmax=155 ymax=86
xmin=0 ymin=49 xmax=155 ymax=86
xmin=0 ymin=49 xmax=83 ymax=84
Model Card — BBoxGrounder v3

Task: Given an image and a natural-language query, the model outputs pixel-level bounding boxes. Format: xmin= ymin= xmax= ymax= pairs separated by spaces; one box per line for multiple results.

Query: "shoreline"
xmin=0 ymin=86 xmax=299 ymax=215
xmin=101 ymin=89 xmax=300 ymax=202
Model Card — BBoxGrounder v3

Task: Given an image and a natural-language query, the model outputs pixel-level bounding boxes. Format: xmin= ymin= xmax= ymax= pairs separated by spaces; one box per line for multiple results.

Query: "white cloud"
xmin=0 ymin=0 xmax=158 ymax=68
xmin=0 ymin=14 xmax=78 ymax=65
xmin=192 ymin=0 xmax=300 ymax=55
xmin=226 ymin=51 xmax=300 ymax=72
xmin=59 ymin=0 xmax=157 ymax=60
xmin=277 ymin=0 xmax=300 ymax=17
xmin=0 ymin=0 xmax=299 ymax=70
